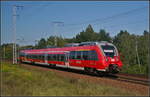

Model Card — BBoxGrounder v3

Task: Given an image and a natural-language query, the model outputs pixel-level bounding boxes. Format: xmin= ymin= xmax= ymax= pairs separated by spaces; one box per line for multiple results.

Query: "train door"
xmin=45 ymin=53 xmax=48 ymax=65
xmin=69 ymin=51 xmax=83 ymax=67
xmin=65 ymin=52 xmax=69 ymax=68
xmin=75 ymin=51 xmax=83 ymax=67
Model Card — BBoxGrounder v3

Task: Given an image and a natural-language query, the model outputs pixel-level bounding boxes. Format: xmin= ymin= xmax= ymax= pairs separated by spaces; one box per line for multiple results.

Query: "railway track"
xmin=107 ymin=74 xmax=149 ymax=86
xmin=20 ymin=62 xmax=149 ymax=86
xmin=117 ymin=76 xmax=149 ymax=86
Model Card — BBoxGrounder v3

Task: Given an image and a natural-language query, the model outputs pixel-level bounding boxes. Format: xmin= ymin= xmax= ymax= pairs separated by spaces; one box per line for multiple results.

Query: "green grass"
xmin=0 ymin=62 xmax=146 ymax=96
xmin=121 ymin=64 xmax=148 ymax=75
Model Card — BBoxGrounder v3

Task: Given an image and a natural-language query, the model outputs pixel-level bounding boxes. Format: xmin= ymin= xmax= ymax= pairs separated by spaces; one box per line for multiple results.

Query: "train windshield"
xmin=101 ymin=45 xmax=117 ymax=57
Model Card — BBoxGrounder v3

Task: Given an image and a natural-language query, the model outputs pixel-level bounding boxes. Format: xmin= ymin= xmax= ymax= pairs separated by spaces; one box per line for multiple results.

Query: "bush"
xmin=121 ymin=64 xmax=148 ymax=75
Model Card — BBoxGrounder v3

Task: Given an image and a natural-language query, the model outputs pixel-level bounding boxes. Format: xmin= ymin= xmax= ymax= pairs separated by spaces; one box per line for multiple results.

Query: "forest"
xmin=1 ymin=24 xmax=149 ymax=75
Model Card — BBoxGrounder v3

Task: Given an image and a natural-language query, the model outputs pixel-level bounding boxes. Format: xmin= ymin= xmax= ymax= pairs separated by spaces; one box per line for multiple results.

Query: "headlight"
xmin=116 ymin=57 xmax=119 ymax=61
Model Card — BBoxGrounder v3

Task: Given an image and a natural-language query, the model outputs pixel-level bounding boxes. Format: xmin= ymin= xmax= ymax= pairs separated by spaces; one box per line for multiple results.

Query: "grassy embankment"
xmin=1 ymin=61 xmax=145 ymax=96
xmin=121 ymin=64 xmax=148 ymax=75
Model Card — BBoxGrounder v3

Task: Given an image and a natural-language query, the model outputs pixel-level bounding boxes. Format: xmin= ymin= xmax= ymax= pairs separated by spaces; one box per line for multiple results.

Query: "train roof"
xmin=21 ymin=45 xmax=98 ymax=54
xmin=20 ymin=41 xmax=114 ymax=54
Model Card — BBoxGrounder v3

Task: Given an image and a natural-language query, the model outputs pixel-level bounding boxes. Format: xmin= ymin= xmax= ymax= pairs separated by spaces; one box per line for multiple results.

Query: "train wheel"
xmin=84 ymin=67 xmax=97 ymax=75
xmin=31 ymin=61 xmax=35 ymax=65
xmin=96 ymin=71 xmax=106 ymax=77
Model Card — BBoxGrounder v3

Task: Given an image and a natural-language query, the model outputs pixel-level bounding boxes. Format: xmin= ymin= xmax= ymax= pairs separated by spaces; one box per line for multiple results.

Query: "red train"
xmin=18 ymin=41 xmax=123 ymax=75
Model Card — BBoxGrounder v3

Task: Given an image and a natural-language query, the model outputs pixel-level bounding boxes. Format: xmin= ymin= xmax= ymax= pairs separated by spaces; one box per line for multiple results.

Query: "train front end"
xmin=99 ymin=42 xmax=123 ymax=74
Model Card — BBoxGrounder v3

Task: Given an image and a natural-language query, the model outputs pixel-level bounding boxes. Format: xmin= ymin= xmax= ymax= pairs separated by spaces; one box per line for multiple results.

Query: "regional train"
xmin=18 ymin=41 xmax=123 ymax=75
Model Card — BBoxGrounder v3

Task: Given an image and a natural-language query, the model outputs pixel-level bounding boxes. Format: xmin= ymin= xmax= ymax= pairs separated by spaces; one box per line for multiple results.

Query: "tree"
xmin=113 ymin=30 xmax=137 ymax=66
xmin=47 ymin=36 xmax=55 ymax=46
xmin=74 ymin=24 xmax=98 ymax=42
xmin=36 ymin=38 xmax=47 ymax=48
xmin=98 ymin=29 xmax=111 ymax=42
xmin=46 ymin=36 xmax=67 ymax=47
xmin=1 ymin=43 xmax=13 ymax=59
xmin=138 ymin=30 xmax=149 ymax=66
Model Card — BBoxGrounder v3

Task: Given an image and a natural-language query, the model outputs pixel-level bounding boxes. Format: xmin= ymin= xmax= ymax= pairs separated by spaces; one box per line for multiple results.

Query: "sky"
xmin=1 ymin=1 xmax=149 ymax=46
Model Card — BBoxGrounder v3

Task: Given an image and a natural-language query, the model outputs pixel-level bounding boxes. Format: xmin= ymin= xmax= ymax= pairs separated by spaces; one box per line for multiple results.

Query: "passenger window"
xmin=42 ymin=55 xmax=44 ymax=60
xmin=76 ymin=51 xmax=82 ymax=60
xmin=40 ymin=55 xmax=43 ymax=60
xmin=37 ymin=55 xmax=39 ymax=59
xmin=35 ymin=55 xmax=37 ymax=59
xmin=53 ymin=54 xmax=56 ymax=61
xmin=69 ymin=51 xmax=76 ymax=59
xmin=89 ymin=50 xmax=98 ymax=60
xmin=48 ymin=55 xmax=51 ymax=60
xmin=82 ymin=51 xmax=89 ymax=60
xmin=57 ymin=54 xmax=60 ymax=61
xmin=60 ymin=54 xmax=65 ymax=61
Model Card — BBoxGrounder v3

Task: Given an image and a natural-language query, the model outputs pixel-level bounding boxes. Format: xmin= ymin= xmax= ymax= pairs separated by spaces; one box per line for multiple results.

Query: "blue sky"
xmin=1 ymin=1 xmax=149 ymax=45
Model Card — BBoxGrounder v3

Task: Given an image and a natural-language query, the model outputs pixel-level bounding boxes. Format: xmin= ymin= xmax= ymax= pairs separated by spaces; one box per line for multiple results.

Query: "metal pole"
xmin=52 ymin=21 xmax=64 ymax=46
xmin=12 ymin=5 xmax=17 ymax=64
xmin=53 ymin=23 xmax=57 ymax=46
xmin=12 ymin=5 xmax=23 ymax=64
xmin=3 ymin=45 xmax=5 ymax=59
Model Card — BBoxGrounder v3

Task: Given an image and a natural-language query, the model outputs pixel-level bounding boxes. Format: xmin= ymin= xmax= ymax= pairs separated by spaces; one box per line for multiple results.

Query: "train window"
xmin=76 ymin=51 xmax=82 ymax=60
xmin=50 ymin=54 xmax=53 ymax=61
xmin=32 ymin=55 xmax=34 ymax=59
xmin=60 ymin=54 xmax=65 ymax=61
xmin=31 ymin=55 xmax=33 ymax=59
xmin=56 ymin=54 xmax=58 ymax=61
xmin=30 ymin=55 xmax=32 ymax=59
xmin=42 ymin=55 xmax=44 ymax=60
xmin=57 ymin=54 xmax=60 ymax=61
xmin=39 ymin=55 xmax=42 ymax=60
xmin=19 ymin=53 xmax=25 ymax=57
xmin=101 ymin=45 xmax=116 ymax=57
xmin=48 ymin=55 xmax=51 ymax=60
xmin=28 ymin=55 xmax=30 ymax=59
xmin=69 ymin=51 xmax=76 ymax=59
xmin=26 ymin=55 xmax=28 ymax=58
xmin=37 ymin=55 xmax=39 ymax=59
xmin=34 ymin=55 xmax=36 ymax=59
xmin=39 ymin=55 xmax=41 ymax=59
xmin=40 ymin=55 xmax=42 ymax=60
xmin=88 ymin=50 xmax=98 ymax=60
xmin=53 ymin=54 xmax=56 ymax=61
xmin=82 ymin=51 xmax=89 ymax=60
xmin=35 ymin=55 xmax=38 ymax=59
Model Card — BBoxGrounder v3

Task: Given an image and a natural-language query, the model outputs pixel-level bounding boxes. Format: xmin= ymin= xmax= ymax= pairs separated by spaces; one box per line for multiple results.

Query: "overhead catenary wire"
xmin=63 ymin=18 xmax=148 ymax=36
xmin=64 ymin=6 xmax=147 ymax=27
xmin=62 ymin=6 xmax=147 ymax=34
xmin=61 ymin=6 xmax=148 ymax=37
